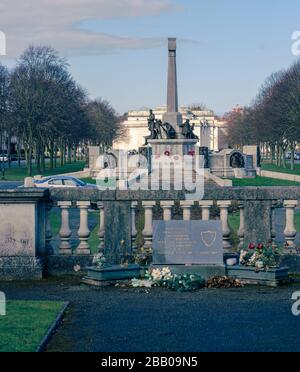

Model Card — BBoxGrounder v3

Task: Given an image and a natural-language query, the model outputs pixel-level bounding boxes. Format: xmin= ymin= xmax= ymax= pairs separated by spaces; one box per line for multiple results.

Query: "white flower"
xmin=73 ymin=265 xmax=81 ymax=272
xmin=131 ymin=278 xmax=153 ymax=288
xmin=239 ymin=250 xmax=248 ymax=264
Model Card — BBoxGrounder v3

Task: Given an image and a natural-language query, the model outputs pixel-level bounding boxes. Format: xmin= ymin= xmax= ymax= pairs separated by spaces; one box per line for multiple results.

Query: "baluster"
xmin=199 ymin=201 xmax=214 ymax=220
xmin=97 ymin=202 xmax=105 ymax=252
xmin=77 ymin=201 xmax=91 ymax=255
xmin=180 ymin=201 xmax=194 ymax=220
xmin=58 ymin=201 xmax=72 ymax=255
xmin=284 ymin=200 xmax=298 ymax=253
xmin=237 ymin=203 xmax=245 ymax=249
xmin=217 ymin=200 xmax=232 ymax=252
xmin=160 ymin=201 xmax=174 ymax=221
xmin=131 ymin=201 xmax=138 ymax=254
xmin=142 ymin=201 xmax=156 ymax=249
xmin=45 ymin=203 xmax=54 ymax=255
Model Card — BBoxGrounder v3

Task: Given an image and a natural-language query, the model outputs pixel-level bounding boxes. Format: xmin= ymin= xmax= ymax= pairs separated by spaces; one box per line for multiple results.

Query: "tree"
xmin=86 ymin=99 xmax=122 ymax=151
xmin=10 ymin=46 xmax=90 ymax=175
xmin=0 ymin=63 xmax=9 ymax=178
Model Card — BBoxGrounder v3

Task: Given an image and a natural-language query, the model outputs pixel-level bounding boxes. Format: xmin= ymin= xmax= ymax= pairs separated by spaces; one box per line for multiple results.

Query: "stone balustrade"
xmin=0 ymin=187 xmax=300 ymax=279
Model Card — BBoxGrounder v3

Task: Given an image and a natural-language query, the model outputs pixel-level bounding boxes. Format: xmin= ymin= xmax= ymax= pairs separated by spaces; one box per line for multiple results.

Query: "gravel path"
xmin=1 ymin=278 xmax=300 ymax=352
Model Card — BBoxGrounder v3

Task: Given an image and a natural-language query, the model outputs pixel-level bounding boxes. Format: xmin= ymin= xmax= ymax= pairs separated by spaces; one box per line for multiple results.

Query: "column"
xmin=237 ymin=203 xmax=245 ymax=249
xmin=77 ymin=201 xmax=91 ymax=255
xmin=271 ymin=202 xmax=277 ymax=248
xmin=199 ymin=201 xmax=214 ymax=221
xmin=58 ymin=201 xmax=72 ymax=255
xmin=160 ymin=201 xmax=174 ymax=221
xmin=97 ymin=202 xmax=105 ymax=252
xmin=217 ymin=201 xmax=232 ymax=252
xmin=131 ymin=201 xmax=138 ymax=254
xmin=45 ymin=203 xmax=53 ymax=255
xmin=142 ymin=201 xmax=156 ymax=249
xmin=284 ymin=200 xmax=298 ymax=253
xmin=180 ymin=201 xmax=194 ymax=221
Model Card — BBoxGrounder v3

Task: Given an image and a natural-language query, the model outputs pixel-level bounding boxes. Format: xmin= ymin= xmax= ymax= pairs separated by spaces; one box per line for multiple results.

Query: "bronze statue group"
xmin=144 ymin=110 xmax=199 ymax=145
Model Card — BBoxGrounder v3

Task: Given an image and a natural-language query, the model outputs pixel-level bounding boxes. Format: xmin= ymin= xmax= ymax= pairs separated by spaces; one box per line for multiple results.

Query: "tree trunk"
xmin=17 ymin=141 xmax=21 ymax=168
xmin=291 ymin=142 xmax=295 ymax=171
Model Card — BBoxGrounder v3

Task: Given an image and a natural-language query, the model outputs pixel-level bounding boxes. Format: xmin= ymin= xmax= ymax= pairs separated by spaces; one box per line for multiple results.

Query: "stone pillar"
xmin=237 ymin=203 xmax=245 ymax=249
xmin=180 ymin=201 xmax=194 ymax=221
xmin=284 ymin=200 xmax=298 ymax=253
xmin=131 ymin=201 xmax=138 ymax=254
xmin=199 ymin=201 xmax=214 ymax=221
xmin=142 ymin=201 xmax=156 ymax=249
xmin=58 ymin=201 xmax=72 ymax=255
xmin=104 ymin=201 xmax=132 ymax=265
xmin=161 ymin=201 xmax=174 ymax=221
xmin=217 ymin=201 xmax=232 ymax=252
xmin=244 ymin=200 xmax=272 ymax=246
xmin=271 ymin=202 xmax=277 ymax=248
xmin=97 ymin=202 xmax=105 ymax=252
xmin=77 ymin=201 xmax=91 ymax=255
xmin=45 ymin=203 xmax=53 ymax=255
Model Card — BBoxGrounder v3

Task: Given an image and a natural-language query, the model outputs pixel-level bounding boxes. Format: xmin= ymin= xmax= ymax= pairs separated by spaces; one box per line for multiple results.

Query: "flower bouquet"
xmin=239 ymin=242 xmax=280 ymax=271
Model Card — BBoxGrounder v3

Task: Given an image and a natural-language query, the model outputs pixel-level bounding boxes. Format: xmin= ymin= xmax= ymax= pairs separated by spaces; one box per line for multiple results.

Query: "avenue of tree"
xmin=0 ymin=46 xmax=121 ymax=175
xmin=226 ymin=59 xmax=300 ymax=170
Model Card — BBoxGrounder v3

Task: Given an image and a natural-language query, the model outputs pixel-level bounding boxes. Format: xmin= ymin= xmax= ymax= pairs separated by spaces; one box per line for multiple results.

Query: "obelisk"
xmin=162 ymin=38 xmax=184 ymax=138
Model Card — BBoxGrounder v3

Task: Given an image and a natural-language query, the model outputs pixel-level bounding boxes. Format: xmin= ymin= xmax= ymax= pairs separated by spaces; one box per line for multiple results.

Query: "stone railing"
xmin=0 ymin=187 xmax=300 ymax=279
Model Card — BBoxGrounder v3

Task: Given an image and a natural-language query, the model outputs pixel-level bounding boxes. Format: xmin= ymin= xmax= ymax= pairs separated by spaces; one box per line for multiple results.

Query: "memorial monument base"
xmin=148 ymin=139 xmax=198 ymax=157
xmin=151 ymin=264 xmax=226 ymax=279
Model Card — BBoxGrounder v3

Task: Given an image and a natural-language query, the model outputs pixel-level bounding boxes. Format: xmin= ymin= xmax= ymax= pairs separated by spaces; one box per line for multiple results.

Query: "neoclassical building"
xmin=113 ymin=106 xmax=228 ymax=152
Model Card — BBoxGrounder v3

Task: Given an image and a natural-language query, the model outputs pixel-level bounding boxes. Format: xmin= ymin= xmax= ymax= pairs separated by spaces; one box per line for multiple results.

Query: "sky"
xmin=0 ymin=0 xmax=300 ymax=115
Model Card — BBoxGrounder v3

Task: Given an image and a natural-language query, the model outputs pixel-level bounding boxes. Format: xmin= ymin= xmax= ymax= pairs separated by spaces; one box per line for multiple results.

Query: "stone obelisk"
xmin=162 ymin=38 xmax=184 ymax=138
xmin=147 ymin=37 xmax=198 ymax=157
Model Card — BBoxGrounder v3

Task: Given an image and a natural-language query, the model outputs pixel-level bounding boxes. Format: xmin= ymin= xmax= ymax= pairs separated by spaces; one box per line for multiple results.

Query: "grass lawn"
xmin=232 ymin=176 xmax=300 ymax=187
xmin=2 ymin=161 xmax=86 ymax=181
xmin=0 ymin=300 xmax=65 ymax=352
xmin=262 ymin=162 xmax=300 ymax=175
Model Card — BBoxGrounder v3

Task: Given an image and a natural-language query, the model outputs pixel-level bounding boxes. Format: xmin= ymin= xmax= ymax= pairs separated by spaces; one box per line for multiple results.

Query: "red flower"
xmin=248 ymin=243 xmax=255 ymax=250
xmin=257 ymin=243 xmax=264 ymax=250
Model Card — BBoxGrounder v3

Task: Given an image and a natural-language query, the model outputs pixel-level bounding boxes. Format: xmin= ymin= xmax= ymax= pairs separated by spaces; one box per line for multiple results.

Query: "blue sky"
xmin=1 ymin=0 xmax=300 ymax=114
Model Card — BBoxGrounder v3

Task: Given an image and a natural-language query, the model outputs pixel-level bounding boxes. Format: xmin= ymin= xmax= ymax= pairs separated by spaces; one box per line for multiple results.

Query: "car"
xmin=31 ymin=176 xmax=97 ymax=189
xmin=0 ymin=156 xmax=8 ymax=162
xmin=294 ymin=152 xmax=300 ymax=161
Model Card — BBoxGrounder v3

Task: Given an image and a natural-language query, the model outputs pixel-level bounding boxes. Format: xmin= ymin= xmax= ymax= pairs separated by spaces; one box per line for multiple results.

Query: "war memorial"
xmin=1 ymin=33 xmax=300 ymax=353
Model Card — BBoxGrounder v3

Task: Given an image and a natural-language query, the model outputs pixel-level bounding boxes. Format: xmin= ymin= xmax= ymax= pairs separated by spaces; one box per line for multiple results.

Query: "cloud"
xmin=0 ymin=0 xmax=180 ymax=58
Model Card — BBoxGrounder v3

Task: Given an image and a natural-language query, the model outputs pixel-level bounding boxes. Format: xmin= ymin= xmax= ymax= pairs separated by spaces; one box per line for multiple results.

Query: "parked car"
xmin=294 ymin=153 xmax=300 ymax=161
xmin=27 ymin=176 xmax=97 ymax=189
xmin=0 ymin=156 xmax=8 ymax=162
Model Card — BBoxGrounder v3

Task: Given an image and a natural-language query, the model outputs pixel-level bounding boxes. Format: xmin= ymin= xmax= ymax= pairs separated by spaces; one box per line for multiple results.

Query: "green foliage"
xmin=160 ymin=273 xmax=205 ymax=292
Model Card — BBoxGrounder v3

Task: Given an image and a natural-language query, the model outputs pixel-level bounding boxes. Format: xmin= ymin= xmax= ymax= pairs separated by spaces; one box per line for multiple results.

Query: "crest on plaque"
xmin=201 ymin=231 xmax=217 ymax=248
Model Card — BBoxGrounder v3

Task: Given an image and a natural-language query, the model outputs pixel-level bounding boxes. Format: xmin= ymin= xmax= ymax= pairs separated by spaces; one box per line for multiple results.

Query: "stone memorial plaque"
xmin=153 ymin=220 xmax=223 ymax=265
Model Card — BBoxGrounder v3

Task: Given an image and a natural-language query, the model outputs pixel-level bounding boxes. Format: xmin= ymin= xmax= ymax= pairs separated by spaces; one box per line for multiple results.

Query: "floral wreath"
xmin=164 ymin=150 xmax=171 ymax=156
